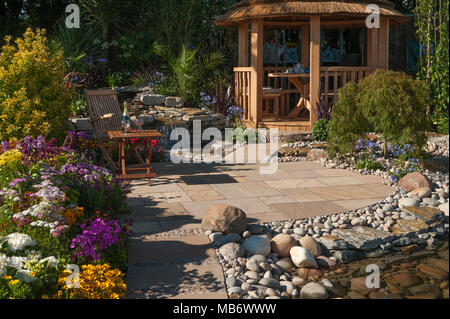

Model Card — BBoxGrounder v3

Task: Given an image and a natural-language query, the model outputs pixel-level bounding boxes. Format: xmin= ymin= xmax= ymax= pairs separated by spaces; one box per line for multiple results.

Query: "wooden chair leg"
xmin=99 ymin=143 xmax=117 ymax=172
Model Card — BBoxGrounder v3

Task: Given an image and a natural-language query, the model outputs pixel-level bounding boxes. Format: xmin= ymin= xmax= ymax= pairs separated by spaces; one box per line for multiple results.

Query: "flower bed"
xmin=0 ymin=136 xmax=131 ymax=299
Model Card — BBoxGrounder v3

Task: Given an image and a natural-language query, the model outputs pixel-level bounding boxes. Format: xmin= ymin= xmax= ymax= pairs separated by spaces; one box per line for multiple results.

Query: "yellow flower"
xmin=3 ymin=275 xmax=12 ymax=280
xmin=9 ymin=279 xmax=19 ymax=285
xmin=41 ymin=295 xmax=49 ymax=299
xmin=0 ymin=149 xmax=23 ymax=168
xmin=53 ymin=264 xmax=127 ymax=299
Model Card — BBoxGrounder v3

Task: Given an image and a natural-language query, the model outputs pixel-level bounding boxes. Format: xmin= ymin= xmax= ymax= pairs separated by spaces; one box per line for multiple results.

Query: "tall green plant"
xmin=50 ymin=18 xmax=103 ymax=72
xmin=153 ymin=42 xmax=225 ymax=104
xmin=414 ymin=0 xmax=449 ymax=133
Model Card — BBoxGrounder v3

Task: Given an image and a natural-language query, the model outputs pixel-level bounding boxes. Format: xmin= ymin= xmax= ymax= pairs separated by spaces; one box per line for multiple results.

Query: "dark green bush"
xmin=312 ymin=119 xmax=330 ymax=141
xmin=327 ymin=69 xmax=429 ymax=156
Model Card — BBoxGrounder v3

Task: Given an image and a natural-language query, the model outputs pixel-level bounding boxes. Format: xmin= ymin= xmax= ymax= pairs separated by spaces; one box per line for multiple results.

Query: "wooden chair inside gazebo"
xmin=216 ymin=0 xmax=409 ymax=132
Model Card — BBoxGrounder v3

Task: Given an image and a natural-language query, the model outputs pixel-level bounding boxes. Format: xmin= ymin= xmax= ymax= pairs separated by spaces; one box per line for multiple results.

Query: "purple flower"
xmin=70 ymin=218 xmax=124 ymax=262
xmin=9 ymin=177 xmax=28 ymax=187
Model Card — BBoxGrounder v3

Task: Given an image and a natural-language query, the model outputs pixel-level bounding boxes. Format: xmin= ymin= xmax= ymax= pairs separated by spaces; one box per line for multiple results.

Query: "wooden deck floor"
xmin=258 ymin=119 xmax=311 ymax=132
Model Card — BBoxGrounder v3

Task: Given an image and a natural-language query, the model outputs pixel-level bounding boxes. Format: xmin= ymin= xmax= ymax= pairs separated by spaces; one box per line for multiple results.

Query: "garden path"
xmin=124 ymin=160 xmax=395 ymax=299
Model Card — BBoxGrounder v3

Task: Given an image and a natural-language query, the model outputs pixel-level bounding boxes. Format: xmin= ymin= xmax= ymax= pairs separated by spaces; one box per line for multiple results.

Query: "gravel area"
xmin=206 ymin=134 xmax=449 ymax=299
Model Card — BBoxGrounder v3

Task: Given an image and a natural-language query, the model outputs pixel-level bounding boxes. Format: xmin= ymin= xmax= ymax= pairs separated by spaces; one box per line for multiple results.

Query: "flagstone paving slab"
xmin=359 ymin=183 xmax=397 ymax=197
xmin=316 ymin=176 xmax=364 ymax=186
xmin=131 ymin=222 xmax=164 ymax=235
xmin=259 ymin=196 xmax=297 ymax=205
xmin=128 ymin=235 xmax=215 ymax=265
xmin=127 ymin=263 xmax=226 ymax=299
xmin=211 ymin=181 xmax=282 ymax=199
xmin=281 ymin=188 xmax=327 ymax=202
xmin=333 ymin=198 xmax=386 ymax=210
xmin=312 ymin=169 xmax=359 ymax=177
xmin=263 ymin=178 xmax=328 ymax=189
xmin=147 ymin=192 xmax=192 ymax=203
xmin=271 ymin=201 xmax=348 ymax=219
xmin=184 ymin=189 xmax=224 ymax=201
xmin=307 ymin=185 xmax=380 ymax=201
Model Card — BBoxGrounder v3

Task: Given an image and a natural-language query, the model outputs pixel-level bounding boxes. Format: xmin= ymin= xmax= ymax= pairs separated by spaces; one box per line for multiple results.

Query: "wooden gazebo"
xmin=215 ymin=0 xmax=408 ymax=131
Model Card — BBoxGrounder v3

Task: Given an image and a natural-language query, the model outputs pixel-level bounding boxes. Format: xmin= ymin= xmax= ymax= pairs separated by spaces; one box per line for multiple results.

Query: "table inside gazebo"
xmin=268 ymin=72 xmax=311 ymax=118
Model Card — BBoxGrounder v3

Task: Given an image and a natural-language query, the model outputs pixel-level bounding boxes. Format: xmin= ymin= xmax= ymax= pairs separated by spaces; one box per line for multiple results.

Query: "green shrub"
xmin=327 ymin=69 xmax=429 ymax=156
xmin=312 ymin=119 xmax=330 ymax=141
xmin=355 ymin=158 xmax=383 ymax=170
xmin=0 ymin=28 xmax=72 ymax=142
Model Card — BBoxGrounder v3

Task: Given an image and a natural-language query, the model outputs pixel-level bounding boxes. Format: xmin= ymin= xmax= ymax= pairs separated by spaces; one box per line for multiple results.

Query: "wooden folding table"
xmin=108 ymin=130 xmax=162 ymax=185
xmin=268 ymin=72 xmax=311 ymax=118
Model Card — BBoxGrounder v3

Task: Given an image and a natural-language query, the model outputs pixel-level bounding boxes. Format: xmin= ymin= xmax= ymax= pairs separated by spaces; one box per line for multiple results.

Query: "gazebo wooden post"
xmin=367 ymin=17 xmax=390 ymax=68
xmin=238 ymin=23 xmax=249 ymax=67
xmin=250 ymin=19 xmax=264 ymax=126
xmin=309 ymin=16 xmax=320 ymax=125
xmin=378 ymin=17 xmax=390 ymax=68
xmin=300 ymin=25 xmax=309 ymax=67
xmin=367 ymin=26 xmax=379 ymax=67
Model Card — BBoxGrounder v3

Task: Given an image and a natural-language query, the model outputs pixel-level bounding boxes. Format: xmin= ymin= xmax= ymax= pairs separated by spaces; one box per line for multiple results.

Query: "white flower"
xmin=39 ymin=256 xmax=59 ymax=268
xmin=1 ymin=233 xmax=37 ymax=252
xmin=0 ymin=254 xmax=7 ymax=276
xmin=6 ymin=256 xmax=28 ymax=269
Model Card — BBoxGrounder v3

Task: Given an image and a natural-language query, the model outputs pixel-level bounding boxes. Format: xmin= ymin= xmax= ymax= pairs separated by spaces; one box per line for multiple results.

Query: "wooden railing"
xmin=234 ymin=66 xmax=377 ymax=122
xmin=234 ymin=67 xmax=252 ymax=121
xmin=319 ymin=67 xmax=376 ymax=108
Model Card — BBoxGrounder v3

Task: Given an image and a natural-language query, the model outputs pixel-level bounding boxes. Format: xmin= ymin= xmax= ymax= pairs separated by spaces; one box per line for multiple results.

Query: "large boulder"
xmin=271 ymin=234 xmax=297 ymax=257
xmin=165 ymin=96 xmax=184 ymax=108
xmin=140 ymin=94 xmax=166 ymax=106
xmin=201 ymin=204 xmax=247 ymax=234
xmin=290 ymin=246 xmax=318 ymax=268
xmin=398 ymin=172 xmax=432 ymax=192
xmin=299 ymin=236 xmax=321 ymax=257
xmin=242 ymin=236 xmax=271 ymax=257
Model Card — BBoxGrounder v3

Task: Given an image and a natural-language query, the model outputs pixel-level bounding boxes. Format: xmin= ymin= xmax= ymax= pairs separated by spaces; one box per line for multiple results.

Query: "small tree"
xmin=327 ymin=82 xmax=368 ymax=155
xmin=0 ymin=28 xmax=72 ymax=141
xmin=327 ymin=70 xmax=429 ymax=156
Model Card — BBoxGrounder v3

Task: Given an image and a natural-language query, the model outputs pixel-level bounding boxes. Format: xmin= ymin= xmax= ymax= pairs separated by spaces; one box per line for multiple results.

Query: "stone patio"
xmin=125 ymin=161 xmax=395 ymax=299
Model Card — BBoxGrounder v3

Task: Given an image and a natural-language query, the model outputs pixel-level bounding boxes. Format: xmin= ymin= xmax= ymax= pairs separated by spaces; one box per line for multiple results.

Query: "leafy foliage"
xmin=414 ymin=0 xmax=449 ymax=134
xmin=0 ymin=29 xmax=72 ymax=142
xmin=312 ymin=119 xmax=330 ymax=141
xmin=153 ymin=42 xmax=225 ymax=104
xmin=328 ymin=70 xmax=429 ymax=156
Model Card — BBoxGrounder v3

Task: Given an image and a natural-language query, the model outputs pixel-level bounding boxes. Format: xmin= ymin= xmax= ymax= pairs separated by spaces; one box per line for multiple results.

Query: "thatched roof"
xmin=215 ymin=0 xmax=409 ymax=27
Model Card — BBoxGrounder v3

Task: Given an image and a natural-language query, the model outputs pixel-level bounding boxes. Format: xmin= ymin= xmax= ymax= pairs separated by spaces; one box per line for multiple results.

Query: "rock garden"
xmin=201 ymin=131 xmax=449 ymax=299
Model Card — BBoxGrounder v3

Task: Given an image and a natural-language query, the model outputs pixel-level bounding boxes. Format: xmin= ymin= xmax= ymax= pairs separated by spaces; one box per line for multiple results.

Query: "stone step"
xmin=128 ymin=234 xmax=215 ymax=265
xmin=126 ymin=263 xmax=226 ymax=299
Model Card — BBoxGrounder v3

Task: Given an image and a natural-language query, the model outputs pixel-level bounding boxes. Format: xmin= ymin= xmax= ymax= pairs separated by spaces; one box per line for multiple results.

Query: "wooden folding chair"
xmin=85 ymin=89 xmax=148 ymax=173
xmin=85 ymin=89 xmax=123 ymax=172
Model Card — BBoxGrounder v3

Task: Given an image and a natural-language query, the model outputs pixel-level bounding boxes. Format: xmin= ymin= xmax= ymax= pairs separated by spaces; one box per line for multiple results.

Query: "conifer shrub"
xmin=0 ymin=28 xmax=72 ymax=142
xmin=327 ymin=69 xmax=429 ymax=156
